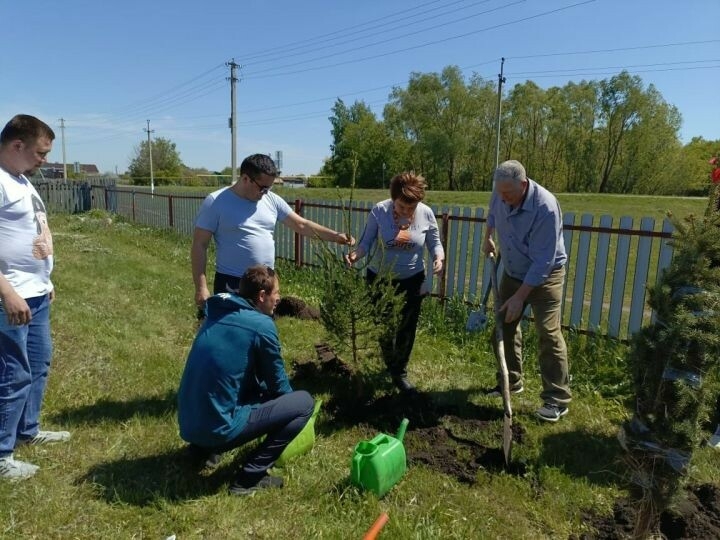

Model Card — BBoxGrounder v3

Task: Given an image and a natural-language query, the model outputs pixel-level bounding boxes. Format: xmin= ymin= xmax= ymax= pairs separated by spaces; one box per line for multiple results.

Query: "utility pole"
xmin=59 ymin=118 xmax=67 ymax=180
xmin=227 ymin=59 xmax=240 ymax=184
xmin=144 ymin=120 xmax=155 ymax=194
xmin=494 ymin=57 xmax=506 ymax=169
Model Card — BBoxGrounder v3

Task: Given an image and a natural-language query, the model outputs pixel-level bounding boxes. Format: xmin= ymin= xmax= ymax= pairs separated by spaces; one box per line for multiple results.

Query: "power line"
xmin=241 ymin=0 xmax=594 ymax=80
xmin=67 ymin=53 xmax=720 ymax=141
xmin=240 ymin=0 xmax=497 ymax=68
xmin=506 ymin=63 xmax=720 ymax=80
xmin=507 ymin=39 xmax=720 ymax=61
xmin=509 ymin=58 xmax=720 ymax=76
xmin=236 ymin=0 xmax=473 ymax=63
xmin=242 ymin=0 xmax=526 ymax=78
xmin=106 ymin=63 xmax=225 ymax=116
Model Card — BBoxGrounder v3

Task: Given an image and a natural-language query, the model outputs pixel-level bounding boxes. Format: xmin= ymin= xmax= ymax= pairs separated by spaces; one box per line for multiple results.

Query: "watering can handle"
xmin=351 ymin=451 xmax=365 ymax=485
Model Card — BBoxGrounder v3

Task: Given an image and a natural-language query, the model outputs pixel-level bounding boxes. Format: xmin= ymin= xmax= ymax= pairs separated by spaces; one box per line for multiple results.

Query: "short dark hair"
xmin=389 ymin=172 xmax=426 ymax=203
xmin=240 ymin=154 xmax=278 ymax=180
xmin=0 ymin=114 xmax=55 ymax=145
xmin=238 ymin=265 xmax=277 ymax=302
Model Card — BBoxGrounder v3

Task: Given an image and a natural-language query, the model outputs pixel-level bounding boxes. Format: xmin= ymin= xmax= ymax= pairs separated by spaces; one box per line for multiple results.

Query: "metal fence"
xmin=37 ymin=182 xmax=675 ymax=340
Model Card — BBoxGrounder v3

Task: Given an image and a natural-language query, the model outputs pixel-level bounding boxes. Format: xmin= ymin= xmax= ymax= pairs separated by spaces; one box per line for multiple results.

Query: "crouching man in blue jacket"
xmin=177 ymin=265 xmax=313 ymax=496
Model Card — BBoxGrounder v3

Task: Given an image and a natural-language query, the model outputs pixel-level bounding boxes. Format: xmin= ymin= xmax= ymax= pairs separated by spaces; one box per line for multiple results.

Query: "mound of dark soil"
xmin=294 ymin=343 xmax=720 ymax=538
xmin=293 ymin=342 xmax=526 ymax=483
xmin=574 ymin=483 xmax=720 ymax=540
xmin=275 ymin=296 xmax=320 ymax=320
xmin=406 ymin=419 xmax=527 ymax=482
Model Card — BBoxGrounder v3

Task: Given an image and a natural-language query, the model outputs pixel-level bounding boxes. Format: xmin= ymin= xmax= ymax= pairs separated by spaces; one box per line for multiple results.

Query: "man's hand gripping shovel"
xmin=465 ymin=253 xmax=500 ymax=333
xmin=488 ymin=252 xmax=513 ymax=465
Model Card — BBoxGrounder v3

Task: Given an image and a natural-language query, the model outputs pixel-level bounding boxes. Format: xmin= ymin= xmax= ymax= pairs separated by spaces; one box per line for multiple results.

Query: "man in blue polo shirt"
xmin=191 ymin=154 xmax=354 ymax=310
xmin=483 ymin=160 xmax=571 ymax=422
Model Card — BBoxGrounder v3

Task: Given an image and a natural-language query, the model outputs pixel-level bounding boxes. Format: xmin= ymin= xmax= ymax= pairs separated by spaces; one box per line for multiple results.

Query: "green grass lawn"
xmin=1 ymin=212 xmax=717 ymax=539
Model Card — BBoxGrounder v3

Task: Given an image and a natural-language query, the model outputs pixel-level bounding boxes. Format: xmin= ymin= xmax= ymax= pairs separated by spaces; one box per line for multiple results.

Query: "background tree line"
xmin=320 ymin=66 xmax=719 ymax=195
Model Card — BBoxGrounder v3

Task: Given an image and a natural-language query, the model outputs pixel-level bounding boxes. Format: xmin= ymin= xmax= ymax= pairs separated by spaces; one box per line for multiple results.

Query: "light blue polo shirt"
xmin=487 ymin=179 xmax=566 ymax=287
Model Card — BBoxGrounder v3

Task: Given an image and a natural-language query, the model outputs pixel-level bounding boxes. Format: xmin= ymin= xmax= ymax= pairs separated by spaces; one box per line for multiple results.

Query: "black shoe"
xmin=229 ymin=473 xmax=284 ymax=496
xmin=392 ymin=375 xmax=416 ymax=393
xmin=188 ymin=444 xmax=222 ymax=469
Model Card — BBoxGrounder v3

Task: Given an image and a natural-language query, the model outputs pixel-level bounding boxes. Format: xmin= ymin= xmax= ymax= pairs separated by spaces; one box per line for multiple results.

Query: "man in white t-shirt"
xmin=191 ymin=154 xmax=355 ymax=309
xmin=0 ymin=115 xmax=71 ymax=480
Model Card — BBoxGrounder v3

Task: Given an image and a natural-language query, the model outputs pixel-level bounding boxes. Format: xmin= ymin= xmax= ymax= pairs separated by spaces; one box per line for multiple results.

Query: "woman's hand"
xmin=432 ymin=258 xmax=444 ymax=275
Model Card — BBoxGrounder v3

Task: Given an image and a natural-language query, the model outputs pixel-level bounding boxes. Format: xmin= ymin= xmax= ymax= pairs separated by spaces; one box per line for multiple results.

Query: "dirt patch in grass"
xmin=293 ymin=343 xmax=527 ymax=483
xmin=574 ymin=483 xmax=720 ymax=540
xmin=295 ymin=343 xmax=720 ymax=538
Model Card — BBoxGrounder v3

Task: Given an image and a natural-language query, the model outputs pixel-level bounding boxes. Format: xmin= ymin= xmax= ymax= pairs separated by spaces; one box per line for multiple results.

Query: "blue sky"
xmin=2 ymin=0 xmax=718 ymax=176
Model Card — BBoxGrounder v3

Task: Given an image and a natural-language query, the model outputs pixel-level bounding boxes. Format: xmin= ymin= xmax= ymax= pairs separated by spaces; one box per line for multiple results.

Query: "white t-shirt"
xmin=0 ymin=169 xmax=54 ymax=299
xmin=194 ymin=187 xmax=293 ymax=277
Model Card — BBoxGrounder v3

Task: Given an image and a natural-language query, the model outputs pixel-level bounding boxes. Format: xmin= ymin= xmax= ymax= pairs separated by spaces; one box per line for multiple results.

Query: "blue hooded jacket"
xmin=177 ymin=292 xmax=292 ymax=447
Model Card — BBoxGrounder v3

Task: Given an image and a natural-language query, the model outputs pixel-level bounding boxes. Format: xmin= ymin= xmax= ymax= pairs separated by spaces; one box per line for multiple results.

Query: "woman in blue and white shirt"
xmin=346 ymin=172 xmax=444 ymax=392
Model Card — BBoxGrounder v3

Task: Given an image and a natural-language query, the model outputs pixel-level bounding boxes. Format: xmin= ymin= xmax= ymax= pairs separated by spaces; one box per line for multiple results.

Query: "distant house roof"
xmin=280 ymin=176 xmax=306 ymax=184
xmin=42 ymin=162 xmax=100 ymax=176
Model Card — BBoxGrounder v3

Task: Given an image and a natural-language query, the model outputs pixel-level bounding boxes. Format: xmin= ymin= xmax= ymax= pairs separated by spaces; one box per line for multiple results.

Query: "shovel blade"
xmin=503 ymin=414 xmax=513 ymax=465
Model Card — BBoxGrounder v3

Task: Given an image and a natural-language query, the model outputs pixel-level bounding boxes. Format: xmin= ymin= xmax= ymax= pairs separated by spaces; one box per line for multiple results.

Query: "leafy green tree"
xmin=128 ymin=137 xmax=184 ymax=185
xmin=596 ymin=72 xmax=646 ymax=192
xmin=604 ymin=82 xmax=682 ymax=194
xmin=669 ymin=137 xmax=720 ymax=196
xmin=324 ymin=65 xmax=692 ymax=195
xmin=321 ymin=99 xmax=401 ymax=188
xmin=557 ymin=81 xmax=600 ymax=192
xmin=385 ymin=66 xmax=495 ymax=190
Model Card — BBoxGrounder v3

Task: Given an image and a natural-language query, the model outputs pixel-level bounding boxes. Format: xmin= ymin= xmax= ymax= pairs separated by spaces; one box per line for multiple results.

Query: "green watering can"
xmin=351 ymin=418 xmax=409 ymax=497
xmin=275 ymin=399 xmax=322 ymax=466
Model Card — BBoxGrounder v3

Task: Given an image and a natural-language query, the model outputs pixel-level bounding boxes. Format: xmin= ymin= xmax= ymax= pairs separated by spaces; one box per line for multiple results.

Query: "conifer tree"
xmin=315 ymin=154 xmax=404 ymax=394
xmin=620 ymin=154 xmax=720 ymax=536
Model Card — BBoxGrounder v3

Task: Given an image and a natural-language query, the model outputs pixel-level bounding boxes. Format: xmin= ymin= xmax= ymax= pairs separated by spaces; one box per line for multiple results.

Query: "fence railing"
xmin=37 ymin=183 xmax=675 ymax=340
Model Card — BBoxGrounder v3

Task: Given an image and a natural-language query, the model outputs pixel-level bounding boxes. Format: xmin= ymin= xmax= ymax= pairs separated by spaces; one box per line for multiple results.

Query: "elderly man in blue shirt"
xmin=482 ymin=160 xmax=572 ymax=422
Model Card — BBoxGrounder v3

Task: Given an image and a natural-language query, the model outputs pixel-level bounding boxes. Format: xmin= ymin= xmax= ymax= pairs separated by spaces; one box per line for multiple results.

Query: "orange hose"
xmin=362 ymin=512 xmax=389 ymax=540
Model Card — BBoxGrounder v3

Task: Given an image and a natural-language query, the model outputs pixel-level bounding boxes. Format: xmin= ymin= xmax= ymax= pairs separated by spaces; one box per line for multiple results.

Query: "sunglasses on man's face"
xmin=249 ymin=176 xmax=273 ymax=195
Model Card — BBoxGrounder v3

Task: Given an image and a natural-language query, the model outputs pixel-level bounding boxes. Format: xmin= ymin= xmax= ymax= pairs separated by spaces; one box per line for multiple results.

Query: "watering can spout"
xmin=396 ymin=418 xmax=409 ymax=442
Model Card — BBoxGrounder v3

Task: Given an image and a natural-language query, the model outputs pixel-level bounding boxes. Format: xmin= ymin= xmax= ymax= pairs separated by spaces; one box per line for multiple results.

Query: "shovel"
xmin=488 ymin=252 xmax=513 ymax=465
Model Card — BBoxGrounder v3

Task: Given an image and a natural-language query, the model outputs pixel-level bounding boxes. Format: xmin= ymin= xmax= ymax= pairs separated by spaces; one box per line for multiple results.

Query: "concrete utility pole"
xmin=227 ymin=59 xmax=240 ymax=184
xmin=59 ymin=118 xmax=67 ymax=180
xmin=494 ymin=57 xmax=506 ymax=169
xmin=144 ymin=120 xmax=155 ymax=194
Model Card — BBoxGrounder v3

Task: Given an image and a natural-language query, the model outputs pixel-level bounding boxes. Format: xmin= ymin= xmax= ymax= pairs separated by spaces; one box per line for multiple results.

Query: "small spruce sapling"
xmin=315 ymin=154 xmax=403 ymax=397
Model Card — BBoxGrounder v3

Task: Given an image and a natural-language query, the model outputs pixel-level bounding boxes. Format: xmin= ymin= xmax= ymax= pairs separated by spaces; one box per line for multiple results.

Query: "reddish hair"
xmin=389 ymin=172 xmax=426 ymax=203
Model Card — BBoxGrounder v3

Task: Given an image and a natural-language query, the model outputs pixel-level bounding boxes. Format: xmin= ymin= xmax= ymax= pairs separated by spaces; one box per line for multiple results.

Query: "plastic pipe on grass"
xmin=363 ymin=512 xmax=389 ymax=540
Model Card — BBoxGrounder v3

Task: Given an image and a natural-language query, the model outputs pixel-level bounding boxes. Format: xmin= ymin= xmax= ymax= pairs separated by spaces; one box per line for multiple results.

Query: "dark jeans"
xmin=213 ymin=272 xmax=241 ymax=295
xmin=195 ymin=273 xmax=242 ymax=320
xmin=211 ymin=390 xmax=313 ymax=478
xmin=366 ymin=270 xmax=426 ymax=377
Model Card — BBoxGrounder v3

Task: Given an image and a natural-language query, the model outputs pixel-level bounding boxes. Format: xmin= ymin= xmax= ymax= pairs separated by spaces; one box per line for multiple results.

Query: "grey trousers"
xmin=498 ymin=267 xmax=571 ymax=407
